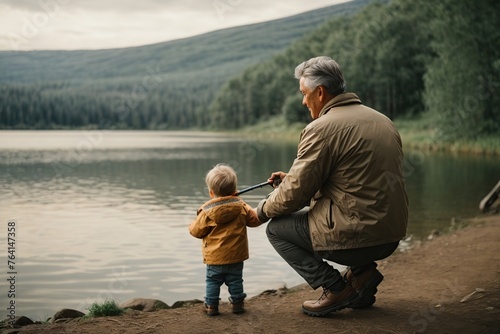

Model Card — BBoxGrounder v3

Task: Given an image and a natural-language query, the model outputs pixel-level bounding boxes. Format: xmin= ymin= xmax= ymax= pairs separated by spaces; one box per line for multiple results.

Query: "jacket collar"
xmin=318 ymin=92 xmax=362 ymax=118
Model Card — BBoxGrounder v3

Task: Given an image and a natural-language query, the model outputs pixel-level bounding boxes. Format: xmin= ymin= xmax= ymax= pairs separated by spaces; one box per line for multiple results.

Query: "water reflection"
xmin=404 ymin=152 xmax=499 ymax=233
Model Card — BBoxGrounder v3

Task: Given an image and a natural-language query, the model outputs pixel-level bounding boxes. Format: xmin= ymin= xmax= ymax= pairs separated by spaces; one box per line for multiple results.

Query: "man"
xmin=256 ymin=56 xmax=408 ymax=317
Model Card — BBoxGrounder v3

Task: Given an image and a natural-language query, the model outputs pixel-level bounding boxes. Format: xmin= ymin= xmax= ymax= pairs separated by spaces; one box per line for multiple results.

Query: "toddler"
xmin=189 ymin=164 xmax=262 ymax=316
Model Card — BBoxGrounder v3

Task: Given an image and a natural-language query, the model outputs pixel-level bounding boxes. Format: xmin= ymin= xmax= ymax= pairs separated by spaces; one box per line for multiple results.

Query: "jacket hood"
xmin=202 ymin=197 xmax=243 ymax=224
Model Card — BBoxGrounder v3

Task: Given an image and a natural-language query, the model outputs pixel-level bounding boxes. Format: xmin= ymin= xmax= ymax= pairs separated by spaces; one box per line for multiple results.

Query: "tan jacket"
xmin=258 ymin=93 xmax=408 ymax=251
xmin=189 ymin=196 xmax=262 ymax=264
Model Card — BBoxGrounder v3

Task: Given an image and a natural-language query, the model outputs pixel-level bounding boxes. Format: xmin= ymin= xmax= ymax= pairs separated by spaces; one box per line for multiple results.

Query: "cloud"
xmin=1 ymin=0 xmax=213 ymax=14
xmin=0 ymin=0 xmax=40 ymax=11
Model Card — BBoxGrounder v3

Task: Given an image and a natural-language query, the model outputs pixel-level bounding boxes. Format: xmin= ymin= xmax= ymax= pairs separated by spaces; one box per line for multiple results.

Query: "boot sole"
xmin=301 ymin=293 xmax=360 ymax=317
xmin=351 ymin=270 xmax=384 ymax=309
xmin=352 ymin=292 xmax=376 ymax=309
xmin=206 ymin=310 xmax=220 ymax=316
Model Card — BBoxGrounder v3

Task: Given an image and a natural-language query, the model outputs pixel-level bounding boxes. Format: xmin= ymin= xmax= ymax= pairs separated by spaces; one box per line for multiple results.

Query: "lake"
xmin=0 ymin=130 xmax=498 ymax=320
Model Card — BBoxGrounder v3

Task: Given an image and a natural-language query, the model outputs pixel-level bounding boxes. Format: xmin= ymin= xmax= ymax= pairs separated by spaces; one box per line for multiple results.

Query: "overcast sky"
xmin=0 ymin=0 xmax=351 ymax=51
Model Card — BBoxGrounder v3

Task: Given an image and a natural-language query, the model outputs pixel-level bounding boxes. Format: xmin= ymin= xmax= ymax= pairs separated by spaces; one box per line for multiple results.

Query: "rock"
xmin=258 ymin=289 xmax=277 ymax=296
xmin=51 ymin=309 xmax=85 ymax=322
xmin=13 ymin=316 xmax=34 ymax=327
xmin=171 ymin=299 xmax=203 ymax=309
xmin=427 ymin=229 xmax=440 ymax=240
xmin=119 ymin=298 xmax=170 ymax=312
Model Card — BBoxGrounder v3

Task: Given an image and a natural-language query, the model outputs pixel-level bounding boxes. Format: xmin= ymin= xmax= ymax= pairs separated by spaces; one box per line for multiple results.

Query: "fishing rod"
xmin=236 ymin=176 xmax=282 ymax=196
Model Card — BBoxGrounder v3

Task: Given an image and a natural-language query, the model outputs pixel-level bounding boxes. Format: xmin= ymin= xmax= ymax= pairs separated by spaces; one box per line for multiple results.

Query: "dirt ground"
xmin=5 ymin=215 xmax=500 ymax=334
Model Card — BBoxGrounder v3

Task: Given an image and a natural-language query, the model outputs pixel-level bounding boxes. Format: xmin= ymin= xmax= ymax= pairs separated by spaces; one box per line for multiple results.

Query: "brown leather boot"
xmin=343 ymin=267 xmax=383 ymax=309
xmin=302 ymin=284 xmax=360 ymax=317
xmin=231 ymin=301 xmax=245 ymax=314
xmin=204 ymin=303 xmax=220 ymax=316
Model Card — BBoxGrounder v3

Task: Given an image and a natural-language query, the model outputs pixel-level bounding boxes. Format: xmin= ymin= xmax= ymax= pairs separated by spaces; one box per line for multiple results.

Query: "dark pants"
xmin=266 ymin=210 xmax=399 ymax=290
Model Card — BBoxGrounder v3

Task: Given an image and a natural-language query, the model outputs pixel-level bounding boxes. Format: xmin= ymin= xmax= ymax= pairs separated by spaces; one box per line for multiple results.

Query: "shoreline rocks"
xmin=1 ymin=298 xmax=204 ymax=330
xmin=119 ymin=298 xmax=170 ymax=312
xmin=51 ymin=309 xmax=85 ymax=323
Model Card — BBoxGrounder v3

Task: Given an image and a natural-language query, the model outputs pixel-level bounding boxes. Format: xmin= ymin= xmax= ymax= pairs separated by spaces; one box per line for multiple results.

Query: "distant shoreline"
xmin=2 ymin=123 xmax=499 ymax=156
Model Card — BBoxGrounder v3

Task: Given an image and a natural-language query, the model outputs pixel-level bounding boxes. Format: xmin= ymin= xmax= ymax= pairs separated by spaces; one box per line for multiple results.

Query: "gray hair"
xmin=294 ymin=56 xmax=346 ymax=95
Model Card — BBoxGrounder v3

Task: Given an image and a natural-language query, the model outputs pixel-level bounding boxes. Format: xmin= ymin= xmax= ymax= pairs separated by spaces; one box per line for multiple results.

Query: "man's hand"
xmin=268 ymin=171 xmax=286 ymax=188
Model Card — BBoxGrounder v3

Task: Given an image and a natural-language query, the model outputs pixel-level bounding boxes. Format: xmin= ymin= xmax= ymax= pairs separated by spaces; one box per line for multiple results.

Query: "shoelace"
xmin=316 ymin=287 xmax=330 ymax=303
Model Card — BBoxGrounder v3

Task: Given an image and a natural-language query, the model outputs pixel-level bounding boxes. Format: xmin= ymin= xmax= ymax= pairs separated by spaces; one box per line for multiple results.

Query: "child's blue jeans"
xmin=205 ymin=262 xmax=247 ymax=306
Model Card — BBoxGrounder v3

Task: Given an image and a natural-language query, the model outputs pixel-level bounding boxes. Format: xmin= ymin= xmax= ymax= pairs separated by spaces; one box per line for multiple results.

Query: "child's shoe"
xmin=204 ymin=303 xmax=220 ymax=316
xmin=231 ymin=301 xmax=245 ymax=314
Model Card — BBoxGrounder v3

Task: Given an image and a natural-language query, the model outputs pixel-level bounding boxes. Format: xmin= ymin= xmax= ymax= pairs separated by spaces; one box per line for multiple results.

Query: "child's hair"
xmin=205 ymin=163 xmax=237 ymax=197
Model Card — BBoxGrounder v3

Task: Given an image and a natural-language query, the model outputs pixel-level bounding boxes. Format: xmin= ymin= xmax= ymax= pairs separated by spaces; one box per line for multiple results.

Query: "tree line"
xmin=0 ymin=78 xmax=220 ymax=130
xmin=1 ymin=0 xmax=499 ymax=140
xmin=208 ymin=0 xmax=500 ymax=140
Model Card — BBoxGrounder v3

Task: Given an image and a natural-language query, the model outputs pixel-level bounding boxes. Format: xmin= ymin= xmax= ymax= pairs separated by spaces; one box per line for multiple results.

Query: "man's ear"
xmin=317 ymin=85 xmax=326 ymax=102
xmin=318 ymin=85 xmax=333 ymax=102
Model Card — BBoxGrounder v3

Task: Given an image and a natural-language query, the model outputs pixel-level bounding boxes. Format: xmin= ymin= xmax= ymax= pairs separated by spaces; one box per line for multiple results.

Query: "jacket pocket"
xmin=328 ymin=199 xmax=334 ymax=229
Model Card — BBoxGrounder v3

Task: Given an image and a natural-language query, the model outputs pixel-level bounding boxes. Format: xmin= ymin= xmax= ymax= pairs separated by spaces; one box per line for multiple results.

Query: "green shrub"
xmin=86 ymin=300 xmax=124 ymax=318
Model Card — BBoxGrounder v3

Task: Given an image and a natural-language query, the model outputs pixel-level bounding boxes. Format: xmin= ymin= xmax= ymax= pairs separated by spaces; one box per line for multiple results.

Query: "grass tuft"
xmin=86 ymin=300 xmax=124 ymax=318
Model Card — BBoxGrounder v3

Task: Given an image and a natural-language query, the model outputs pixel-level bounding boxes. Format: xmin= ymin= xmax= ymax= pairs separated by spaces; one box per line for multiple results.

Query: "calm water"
xmin=0 ymin=130 xmax=498 ymax=320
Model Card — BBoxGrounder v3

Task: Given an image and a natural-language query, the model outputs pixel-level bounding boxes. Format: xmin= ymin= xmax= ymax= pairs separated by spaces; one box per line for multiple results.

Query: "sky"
xmin=0 ymin=0 xmax=351 ymax=51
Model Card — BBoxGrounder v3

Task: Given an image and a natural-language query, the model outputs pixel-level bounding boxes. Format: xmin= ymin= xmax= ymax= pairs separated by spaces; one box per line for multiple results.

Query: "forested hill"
xmin=1 ymin=0 xmax=372 ymax=84
xmin=0 ymin=0 xmax=375 ymax=130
